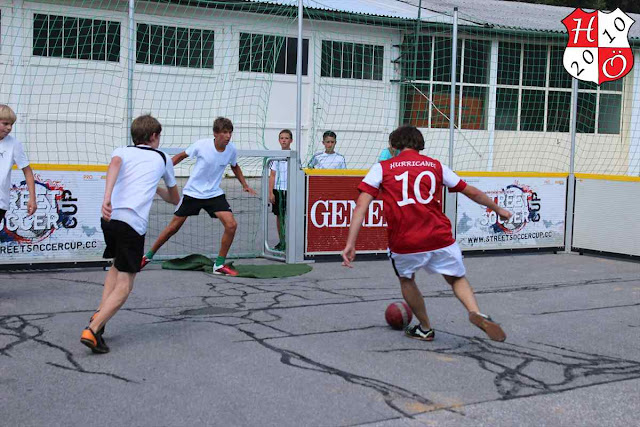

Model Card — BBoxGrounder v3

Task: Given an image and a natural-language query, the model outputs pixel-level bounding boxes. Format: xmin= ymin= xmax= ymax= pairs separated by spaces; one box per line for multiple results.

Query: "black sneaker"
xmin=469 ymin=312 xmax=506 ymax=342
xmin=405 ymin=324 xmax=435 ymax=341
xmin=80 ymin=327 xmax=110 ymax=354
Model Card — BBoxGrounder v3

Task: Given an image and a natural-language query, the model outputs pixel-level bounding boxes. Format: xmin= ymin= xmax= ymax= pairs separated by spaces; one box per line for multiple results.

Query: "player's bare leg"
xmin=444 ymin=274 xmax=506 ymax=341
xmin=399 ymin=276 xmax=431 ymax=329
xmin=97 ymin=266 xmax=118 ymax=313
xmin=88 ymin=266 xmax=118 ymax=336
xmin=89 ymin=269 xmax=136 ymax=332
xmin=150 ymin=215 xmax=188 ymax=254
xmin=215 ymin=211 xmax=237 ymax=258
xmin=443 ymin=275 xmax=480 ymax=313
xmin=210 ymin=211 xmax=238 ymax=276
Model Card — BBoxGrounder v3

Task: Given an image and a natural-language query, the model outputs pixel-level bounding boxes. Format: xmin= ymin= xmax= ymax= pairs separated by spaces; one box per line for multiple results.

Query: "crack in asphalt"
xmin=2 ymin=271 xmax=639 ymax=422
xmin=0 ymin=315 xmax=134 ymax=383
xmin=376 ymin=332 xmax=640 ymax=402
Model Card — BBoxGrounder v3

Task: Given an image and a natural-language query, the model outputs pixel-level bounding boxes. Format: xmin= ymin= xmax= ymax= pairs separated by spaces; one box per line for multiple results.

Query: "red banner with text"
xmin=305 ymin=175 xmax=388 ymax=254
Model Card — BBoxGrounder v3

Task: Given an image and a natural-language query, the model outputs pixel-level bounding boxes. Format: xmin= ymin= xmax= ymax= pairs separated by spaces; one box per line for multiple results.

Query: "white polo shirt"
xmin=0 ymin=135 xmax=30 ymax=211
xmin=110 ymin=145 xmax=177 ymax=235
xmin=270 ymin=159 xmax=288 ymax=191
xmin=182 ymin=139 xmax=237 ymax=199
xmin=308 ymin=152 xmax=347 ymax=169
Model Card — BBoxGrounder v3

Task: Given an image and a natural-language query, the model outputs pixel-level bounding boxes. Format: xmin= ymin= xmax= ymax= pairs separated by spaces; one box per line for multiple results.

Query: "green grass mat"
xmin=161 ymin=254 xmax=312 ymax=278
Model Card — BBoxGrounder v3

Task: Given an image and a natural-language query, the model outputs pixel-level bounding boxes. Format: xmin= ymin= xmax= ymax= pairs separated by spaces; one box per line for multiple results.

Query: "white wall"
xmin=573 ymin=178 xmax=640 ymax=256
xmin=306 ymin=20 xmax=401 ymax=169
xmin=3 ymin=1 xmax=636 ymax=175
xmin=2 ymin=0 xmax=401 ymax=174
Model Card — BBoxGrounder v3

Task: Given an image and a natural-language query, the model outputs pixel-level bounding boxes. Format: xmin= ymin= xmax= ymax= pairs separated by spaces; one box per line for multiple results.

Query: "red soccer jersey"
xmin=358 ymin=150 xmax=467 ymax=254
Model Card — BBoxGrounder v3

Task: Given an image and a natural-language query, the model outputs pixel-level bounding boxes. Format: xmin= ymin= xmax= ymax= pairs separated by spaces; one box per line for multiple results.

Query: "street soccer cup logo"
xmin=562 ymin=8 xmax=635 ymax=84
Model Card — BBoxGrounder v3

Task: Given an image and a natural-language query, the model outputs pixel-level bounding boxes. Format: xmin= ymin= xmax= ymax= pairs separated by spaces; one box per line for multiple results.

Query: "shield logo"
xmin=562 ymin=8 xmax=635 ymax=84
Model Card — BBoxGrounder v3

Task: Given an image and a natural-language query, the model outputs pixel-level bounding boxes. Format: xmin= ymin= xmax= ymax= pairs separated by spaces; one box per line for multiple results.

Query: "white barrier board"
xmin=0 ymin=169 xmax=106 ymax=263
xmin=573 ymin=178 xmax=640 ymax=256
xmin=456 ymin=176 xmax=566 ymax=250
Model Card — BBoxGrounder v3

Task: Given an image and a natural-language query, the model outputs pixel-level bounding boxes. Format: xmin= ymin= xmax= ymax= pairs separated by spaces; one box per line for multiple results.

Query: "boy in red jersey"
xmin=342 ymin=125 xmax=512 ymax=342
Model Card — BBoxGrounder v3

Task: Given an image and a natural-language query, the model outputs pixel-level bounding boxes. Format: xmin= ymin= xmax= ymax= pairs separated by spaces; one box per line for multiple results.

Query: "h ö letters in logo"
xmin=562 ymin=8 xmax=634 ymax=84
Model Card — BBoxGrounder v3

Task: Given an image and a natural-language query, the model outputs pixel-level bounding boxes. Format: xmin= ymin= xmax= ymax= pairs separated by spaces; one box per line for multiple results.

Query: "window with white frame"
xmin=320 ymin=40 xmax=384 ymax=81
xmin=238 ymin=33 xmax=308 ymax=75
xmin=496 ymin=42 xmax=623 ymax=134
xmin=401 ymin=35 xmax=490 ymax=130
xmin=33 ymin=13 xmax=120 ymax=62
xmin=136 ymin=23 xmax=214 ymax=69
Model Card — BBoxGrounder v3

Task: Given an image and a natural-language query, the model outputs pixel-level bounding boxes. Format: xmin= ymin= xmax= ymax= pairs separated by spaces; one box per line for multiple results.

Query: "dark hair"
xmin=279 ymin=129 xmax=293 ymax=139
xmin=213 ymin=117 xmax=234 ymax=133
xmin=388 ymin=125 xmax=424 ymax=151
xmin=322 ymin=130 xmax=337 ymax=140
xmin=131 ymin=114 xmax=162 ymax=145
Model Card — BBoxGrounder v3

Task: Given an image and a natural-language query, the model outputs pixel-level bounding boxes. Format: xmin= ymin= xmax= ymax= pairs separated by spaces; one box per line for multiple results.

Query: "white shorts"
xmin=390 ymin=243 xmax=466 ymax=279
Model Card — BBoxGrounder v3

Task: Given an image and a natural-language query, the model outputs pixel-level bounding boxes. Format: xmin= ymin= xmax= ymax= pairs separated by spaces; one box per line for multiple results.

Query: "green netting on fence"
xmin=2 ymin=1 xmax=638 ymax=262
xmin=4 ymin=1 xmax=638 ymax=175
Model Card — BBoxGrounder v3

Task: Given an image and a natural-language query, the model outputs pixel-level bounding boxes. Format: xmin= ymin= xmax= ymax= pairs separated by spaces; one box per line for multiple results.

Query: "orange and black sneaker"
xmin=80 ymin=327 xmax=110 ymax=354
xmin=469 ymin=312 xmax=506 ymax=342
xmin=213 ymin=263 xmax=239 ymax=276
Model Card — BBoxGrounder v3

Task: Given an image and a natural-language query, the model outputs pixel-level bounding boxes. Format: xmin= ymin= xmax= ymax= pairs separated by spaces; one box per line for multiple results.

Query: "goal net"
xmin=2 ymin=1 xmax=638 ymax=265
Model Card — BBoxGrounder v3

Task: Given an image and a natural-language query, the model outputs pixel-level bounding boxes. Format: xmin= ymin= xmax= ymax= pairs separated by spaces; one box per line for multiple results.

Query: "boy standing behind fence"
xmin=81 ymin=114 xmax=179 ymax=353
xmin=268 ymin=129 xmax=292 ymax=251
xmin=0 ymin=105 xmax=36 ymax=223
xmin=308 ymin=131 xmax=347 ymax=169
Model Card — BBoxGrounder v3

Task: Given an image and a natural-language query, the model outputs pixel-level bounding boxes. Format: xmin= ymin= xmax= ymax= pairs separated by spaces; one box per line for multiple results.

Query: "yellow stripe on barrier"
xmin=456 ymin=171 xmax=568 ymax=178
xmin=575 ymin=173 xmax=640 ymax=182
xmin=304 ymin=168 xmax=369 ymax=176
xmin=13 ymin=164 xmax=109 ymax=172
xmin=304 ymin=169 xmax=570 ymax=178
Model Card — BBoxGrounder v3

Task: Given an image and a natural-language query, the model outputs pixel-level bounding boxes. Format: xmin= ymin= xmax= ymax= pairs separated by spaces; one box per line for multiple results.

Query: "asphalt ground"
xmin=1 ymin=252 xmax=639 ymax=426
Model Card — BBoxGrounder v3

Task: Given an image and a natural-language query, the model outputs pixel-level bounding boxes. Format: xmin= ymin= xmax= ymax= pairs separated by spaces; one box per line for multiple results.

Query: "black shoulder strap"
xmin=130 ymin=145 xmax=167 ymax=166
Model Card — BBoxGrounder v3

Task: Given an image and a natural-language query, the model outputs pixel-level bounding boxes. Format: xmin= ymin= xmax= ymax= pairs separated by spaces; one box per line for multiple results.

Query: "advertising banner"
xmin=306 ymin=175 xmax=388 ymax=254
xmin=456 ymin=176 xmax=566 ymax=250
xmin=0 ymin=168 xmax=106 ymax=263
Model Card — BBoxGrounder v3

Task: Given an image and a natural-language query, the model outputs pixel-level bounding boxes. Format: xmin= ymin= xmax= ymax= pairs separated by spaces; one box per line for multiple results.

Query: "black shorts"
xmin=271 ymin=190 xmax=287 ymax=216
xmin=101 ymin=218 xmax=145 ymax=273
xmin=0 ymin=209 xmax=5 ymax=222
xmin=174 ymin=194 xmax=232 ymax=218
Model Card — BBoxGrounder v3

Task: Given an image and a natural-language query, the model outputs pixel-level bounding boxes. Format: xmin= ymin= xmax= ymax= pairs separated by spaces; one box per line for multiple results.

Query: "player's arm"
xmin=268 ymin=169 xmax=276 ymax=204
xmin=230 ymin=164 xmax=257 ymax=196
xmin=461 ymin=185 xmax=512 ymax=221
xmin=156 ymin=185 xmax=180 ymax=205
xmin=21 ymin=166 xmax=37 ymax=215
xmin=172 ymin=151 xmax=188 ymax=166
xmin=102 ymin=156 xmax=123 ymax=220
xmin=158 ymin=157 xmax=180 ymax=204
xmin=14 ymin=142 xmax=36 ymax=215
xmin=341 ymin=192 xmax=375 ymax=268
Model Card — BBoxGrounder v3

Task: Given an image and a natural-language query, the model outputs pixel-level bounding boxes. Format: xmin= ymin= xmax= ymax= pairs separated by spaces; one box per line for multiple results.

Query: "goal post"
xmin=148 ymin=148 xmax=302 ymax=263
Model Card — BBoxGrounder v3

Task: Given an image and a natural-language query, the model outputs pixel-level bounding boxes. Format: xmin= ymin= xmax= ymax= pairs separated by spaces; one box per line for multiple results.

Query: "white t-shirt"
xmin=110 ymin=145 xmax=177 ymax=235
xmin=308 ymin=152 xmax=347 ymax=169
xmin=182 ymin=139 xmax=237 ymax=199
xmin=0 ymin=135 xmax=30 ymax=211
xmin=270 ymin=159 xmax=288 ymax=191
